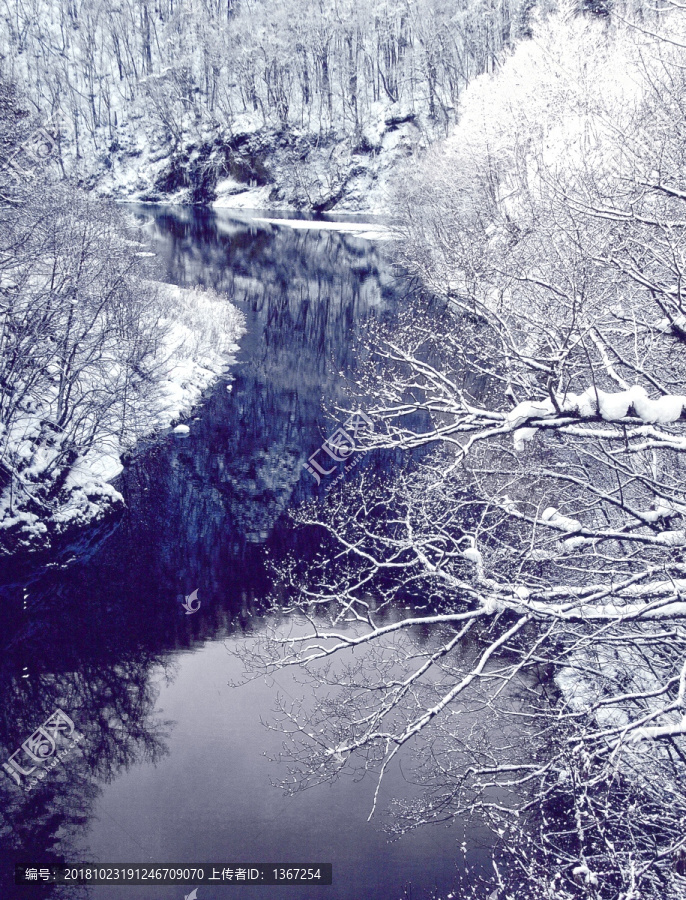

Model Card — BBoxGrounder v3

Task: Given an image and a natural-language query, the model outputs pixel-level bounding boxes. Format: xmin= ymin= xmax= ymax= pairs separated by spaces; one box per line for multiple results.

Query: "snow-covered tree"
xmin=0 ymin=0 xmax=531 ymax=167
xmin=0 ymin=77 xmax=165 ymax=555
xmin=239 ymin=9 xmax=686 ymax=898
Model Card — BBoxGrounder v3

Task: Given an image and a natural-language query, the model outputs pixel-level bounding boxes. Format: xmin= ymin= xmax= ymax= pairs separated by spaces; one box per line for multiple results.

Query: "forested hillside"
xmin=0 ymin=0 xmax=535 ymax=209
xmin=0 ymin=80 xmax=245 ymax=563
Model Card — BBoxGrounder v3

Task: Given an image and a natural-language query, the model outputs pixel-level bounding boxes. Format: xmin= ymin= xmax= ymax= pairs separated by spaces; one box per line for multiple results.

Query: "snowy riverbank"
xmin=87 ymin=112 xmax=423 ymax=215
xmin=0 ymin=283 xmax=245 ymax=563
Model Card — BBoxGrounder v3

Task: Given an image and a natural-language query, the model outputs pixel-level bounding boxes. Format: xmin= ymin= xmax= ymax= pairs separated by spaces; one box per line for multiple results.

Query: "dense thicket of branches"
xmin=239 ymin=8 xmax=686 ymax=899
xmin=0 ymin=79 xmax=164 ymax=555
xmin=0 ymin=0 xmax=535 ymax=161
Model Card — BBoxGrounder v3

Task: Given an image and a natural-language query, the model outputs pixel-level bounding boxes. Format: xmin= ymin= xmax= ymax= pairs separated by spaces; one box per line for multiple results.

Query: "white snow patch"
xmin=541 ymin=507 xmax=582 ymax=533
xmin=249 ymin=216 xmax=394 ymax=240
xmin=213 ymin=184 xmax=276 ymax=210
xmin=597 ymin=389 xmax=632 ymax=421
xmin=513 ymin=426 xmax=537 ymax=451
xmin=506 ymin=398 xmax=555 ymax=428
xmin=572 ymin=864 xmax=599 ymax=887
xmin=556 ymin=385 xmax=686 ymax=424
xmin=463 ymin=547 xmax=483 ymax=566
xmin=558 ymin=386 xmax=598 ymax=417
xmin=629 ymin=386 xmax=685 ymax=424
xmin=653 ymin=529 xmax=686 ymax=547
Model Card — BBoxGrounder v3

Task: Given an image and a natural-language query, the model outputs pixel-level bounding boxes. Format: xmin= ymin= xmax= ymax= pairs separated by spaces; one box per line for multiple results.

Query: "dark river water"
xmin=0 ymin=208 xmax=494 ymax=900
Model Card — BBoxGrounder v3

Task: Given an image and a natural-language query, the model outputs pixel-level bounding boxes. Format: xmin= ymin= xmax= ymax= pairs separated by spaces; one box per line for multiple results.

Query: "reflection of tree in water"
xmin=4 ymin=209 xmax=400 ymax=626
xmin=0 ymin=586 xmax=173 ymax=900
xmin=105 ymin=207 xmax=400 ymax=608
xmin=1 ymin=771 xmax=95 ymax=900
xmin=0 ymin=209 xmax=405 ymax=898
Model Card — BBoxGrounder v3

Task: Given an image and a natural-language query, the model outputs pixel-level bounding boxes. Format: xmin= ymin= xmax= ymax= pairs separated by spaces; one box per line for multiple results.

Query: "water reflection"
xmin=1 ymin=210 xmax=432 ymax=898
xmin=0 ymin=584 xmax=172 ymax=900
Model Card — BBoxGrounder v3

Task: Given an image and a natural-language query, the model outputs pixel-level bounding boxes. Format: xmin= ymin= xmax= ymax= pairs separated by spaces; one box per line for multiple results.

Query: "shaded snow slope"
xmin=1 ymin=284 xmax=245 ymax=561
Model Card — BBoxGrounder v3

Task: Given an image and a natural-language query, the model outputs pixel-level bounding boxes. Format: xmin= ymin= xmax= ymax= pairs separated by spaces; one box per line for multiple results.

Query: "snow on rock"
xmin=52 ymin=478 xmax=123 ymax=529
xmin=213 ymin=182 xmax=275 ymax=210
xmin=173 ymin=423 xmax=190 ymax=435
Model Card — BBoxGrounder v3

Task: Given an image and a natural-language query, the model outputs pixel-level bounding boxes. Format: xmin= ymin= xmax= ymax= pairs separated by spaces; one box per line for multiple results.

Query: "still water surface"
xmin=0 ymin=209 xmax=492 ymax=900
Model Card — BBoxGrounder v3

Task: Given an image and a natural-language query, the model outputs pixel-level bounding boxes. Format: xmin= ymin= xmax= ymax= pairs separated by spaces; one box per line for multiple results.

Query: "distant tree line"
xmin=0 ymin=0 xmax=542 ymax=163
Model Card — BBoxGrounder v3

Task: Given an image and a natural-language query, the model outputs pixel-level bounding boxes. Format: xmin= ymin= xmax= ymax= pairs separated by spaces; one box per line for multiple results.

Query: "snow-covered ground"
xmin=78 ymin=282 xmax=245 ymax=484
xmin=0 ymin=284 xmax=245 ymax=560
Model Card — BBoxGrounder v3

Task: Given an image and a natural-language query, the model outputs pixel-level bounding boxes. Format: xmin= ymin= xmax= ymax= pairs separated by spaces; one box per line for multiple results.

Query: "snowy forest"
xmin=2 ymin=1 xmax=686 ymax=900
xmin=0 ymin=0 xmax=539 ymax=207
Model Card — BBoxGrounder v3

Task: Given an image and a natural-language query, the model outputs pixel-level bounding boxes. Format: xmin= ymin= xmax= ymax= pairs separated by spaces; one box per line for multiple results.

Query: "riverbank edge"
xmin=86 ymin=117 xmax=422 ymax=215
xmin=0 ymin=284 xmax=246 ymax=573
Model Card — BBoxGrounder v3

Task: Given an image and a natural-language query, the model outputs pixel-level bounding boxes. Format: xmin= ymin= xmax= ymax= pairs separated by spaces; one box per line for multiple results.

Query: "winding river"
xmin=0 ymin=208 xmax=494 ymax=900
